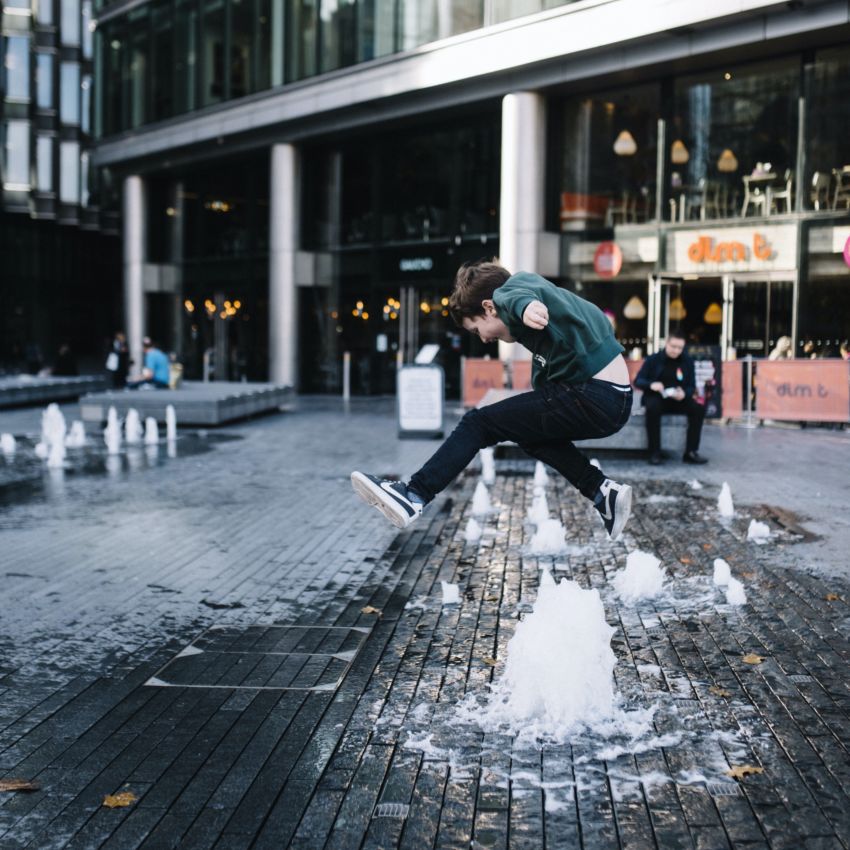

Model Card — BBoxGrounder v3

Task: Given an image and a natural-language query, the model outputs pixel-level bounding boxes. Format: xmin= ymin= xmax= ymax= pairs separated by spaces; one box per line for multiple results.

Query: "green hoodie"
xmin=492 ymin=272 xmax=624 ymax=389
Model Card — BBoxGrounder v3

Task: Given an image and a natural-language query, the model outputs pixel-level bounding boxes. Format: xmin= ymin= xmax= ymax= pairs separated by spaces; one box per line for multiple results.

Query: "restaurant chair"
xmin=605 ymin=192 xmax=635 ymax=227
xmin=698 ymin=178 xmax=724 ymax=220
xmin=810 ymin=171 xmax=831 ymax=210
xmin=833 ymin=167 xmax=850 ymax=210
xmin=741 ymin=176 xmax=768 ymax=216
xmin=769 ymin=169 xmax=793 ymax=214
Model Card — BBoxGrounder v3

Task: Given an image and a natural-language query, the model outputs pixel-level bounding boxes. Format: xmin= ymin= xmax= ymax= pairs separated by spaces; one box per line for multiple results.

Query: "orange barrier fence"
xmin=722 ymin=361 xmax=744 ymax=418
xmin=755 ymin=360 xmax=850 ymax=422
xmin=462 ymin=358 xmax=505 ymax=407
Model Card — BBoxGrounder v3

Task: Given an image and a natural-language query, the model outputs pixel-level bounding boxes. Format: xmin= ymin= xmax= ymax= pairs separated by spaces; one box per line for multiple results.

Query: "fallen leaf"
xmin=679 ymin=557 xmax=692 ymax=565
xmin=360 ymin=606 xmax=381 ymax=615
xmin=741 ymin=572 xmax=756 ymax=579
xmin=103 ymin=791 xmax=137 ymax=808
xmin=485 ymin=595 xmax=500 ymax=602
xmin=726 ymin=765 xmax=764 ymax=780
xmin=702 ymin=543 xmax=712 ymax=551
xmin=742 ymin=654 xmax=764 ymax=665
xmin=825 ymin=593 xmax=840 ymax=602
xmin=0 ymin=779 xmax=39 ymax=793
xmin=709 ymin=686 xmax=732 ymax=698
xmin=481 ymin=657 xmax=497 ymax=666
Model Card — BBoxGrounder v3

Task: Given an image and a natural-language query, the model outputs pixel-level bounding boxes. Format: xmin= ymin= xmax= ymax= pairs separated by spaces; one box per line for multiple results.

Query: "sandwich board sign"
xmin=397 ymin=365 xmax=444 ymax=439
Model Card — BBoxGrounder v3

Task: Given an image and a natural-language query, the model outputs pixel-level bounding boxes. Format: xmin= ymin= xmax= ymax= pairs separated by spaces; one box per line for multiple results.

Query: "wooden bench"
xmin=477 ymin=387 xmax=687 ymax=452
xmin=79 ymin=381 xmax=295 ymax=426
xmin=0 ymin=375 xmax=109 ymax=409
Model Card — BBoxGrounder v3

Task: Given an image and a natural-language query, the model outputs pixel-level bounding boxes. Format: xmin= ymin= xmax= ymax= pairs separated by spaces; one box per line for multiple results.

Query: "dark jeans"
xmin=643 ymin=393 xmax=705 ymax=454
xmin=409 ymin=379 xmax=633 ymax=504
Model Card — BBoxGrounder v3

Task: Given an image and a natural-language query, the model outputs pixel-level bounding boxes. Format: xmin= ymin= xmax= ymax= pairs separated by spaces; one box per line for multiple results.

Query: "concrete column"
xmin=123 ymin=175 xmax=146 ymax=375
xmin=499 ymin=91 xmax=546 ymax=361
xmin=269 ymin=143 xmax=299 ymax=387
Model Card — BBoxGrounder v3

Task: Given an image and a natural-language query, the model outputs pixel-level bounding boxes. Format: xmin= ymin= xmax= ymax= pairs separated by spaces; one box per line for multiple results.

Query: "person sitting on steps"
xmin=634 ymin=329 xmax=708 ymax=466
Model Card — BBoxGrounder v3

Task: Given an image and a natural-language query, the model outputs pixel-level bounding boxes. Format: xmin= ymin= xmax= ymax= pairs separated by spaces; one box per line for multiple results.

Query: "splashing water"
xmin=527 ymin=490 xmax=550 ymax=526
xmin=613 ymin=550 xmax=665 ymax=603
xmin=528 ymin=518 xmax=568 ymax=555
xmin=40 ymin=404 xmax=66 ymax=467
xmin=65 ymin=421 xmax=86 ymax=448
xmin=479 ymin=447 xmax=495 ymax=485
xmin=104 ymin=406 xmax=122 ymax=455
xmin=441 ymin=582 xmax=461 ymax=605
xmin=533 ymin=461 xmax=549 ymax=487
xmin=717 ymin=482 xmax=734 ymax=518
xmin=712 ymin=558 xmax=731 ymax=586
xmin=144 ymin=417 xmax=159 ymax=445
xmin=125 ymin=408 xmax=143 ymax=444
xmin=482 ymin=571 xmax=616 ymax=738
xmin=725 ymin=577 xmax=747 ymax=606
xmin=464 ymin=517 xmax=483 ymax=542
xmin=166 ymin=404 xmax=177 ymax=441
xmin=746 ymin=519 xmax=770 ymax=541
xmin=471 ymin=482 xmax=492 ymax=515
xmin=1 ymin=433 xmax=16 ymax=455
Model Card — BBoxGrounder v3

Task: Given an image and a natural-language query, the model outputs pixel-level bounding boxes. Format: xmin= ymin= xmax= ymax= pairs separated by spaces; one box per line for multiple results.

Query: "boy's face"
xmin=461 ymin=300 xmax=514 ymax=344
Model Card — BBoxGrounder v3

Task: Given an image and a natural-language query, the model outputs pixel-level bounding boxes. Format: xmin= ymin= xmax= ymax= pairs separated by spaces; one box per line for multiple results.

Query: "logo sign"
xmin=844 ymin=235 xmax=850 ymax=269
xmin=593 ymin=242 xmax=623 ymax=278
xmin=671 ymin=225 xmax=796 ymax=273
xmin=399 ymin=257 xmax=434 ymax=272
xmin=756 ymin=361 xmax=850 ymax=423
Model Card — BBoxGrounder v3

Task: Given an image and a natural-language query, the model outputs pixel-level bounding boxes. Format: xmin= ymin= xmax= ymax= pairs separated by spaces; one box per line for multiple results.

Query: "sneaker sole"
xmin=609 ymin=484 xmax=633 ymax=541
xmin=350 ymin=472 xmax=410 ymax=529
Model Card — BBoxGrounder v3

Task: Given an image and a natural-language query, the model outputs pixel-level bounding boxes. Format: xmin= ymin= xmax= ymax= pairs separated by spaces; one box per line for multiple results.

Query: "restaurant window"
xmin=555 ymin=83 xmax=660 ymax=232
xmin=4 ymin=37 xmax=31 ymax=101
xmin=805 ymin=46 xmax=850 ymax=210
xmin=3 ymin=120 xmax=31 ymax=187
xmin=670 ymin=59 xmax=798 ymax=221
xmin=36 ymin=52 xmax=53 ymax=109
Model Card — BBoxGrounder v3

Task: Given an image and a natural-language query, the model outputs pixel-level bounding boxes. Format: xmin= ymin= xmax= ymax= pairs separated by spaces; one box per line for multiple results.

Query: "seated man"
xmin=127 ymin=337 xmax=170 ymax=389
xmin=634 ymin=330 xmax=708 ymax=465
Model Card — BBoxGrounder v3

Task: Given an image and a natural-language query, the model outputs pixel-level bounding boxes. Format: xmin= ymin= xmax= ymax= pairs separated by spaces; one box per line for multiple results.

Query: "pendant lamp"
xmin=623 ymin=295 xmax=647 ymax=320
xmin=717 ymin=149 xmax=738 ymax=173
xmin=671 ymin=140 xmax=690 ymax=164
xmin=704 ymin=302 xmax=723 ymax=325
xmin=669 ymin=297 xmax=687 ymax=321
xmin=613 ymin=130 xmax=637 ymax=156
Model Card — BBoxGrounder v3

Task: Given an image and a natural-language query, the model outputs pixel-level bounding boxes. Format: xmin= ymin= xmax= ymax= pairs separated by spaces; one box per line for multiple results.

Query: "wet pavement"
xmin=0 ymin=397 xmax=849 ymax=849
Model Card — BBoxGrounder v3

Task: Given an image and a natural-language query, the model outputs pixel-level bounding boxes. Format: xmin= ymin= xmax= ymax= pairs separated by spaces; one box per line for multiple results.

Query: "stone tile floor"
xmin=0 ymin=398 xmax=848 ymax=849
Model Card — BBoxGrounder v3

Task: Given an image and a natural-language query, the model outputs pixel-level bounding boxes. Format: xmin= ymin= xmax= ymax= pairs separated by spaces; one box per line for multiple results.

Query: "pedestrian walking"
xmin=634 ymin=330 xmax=708 ymax=465
xmin=351 ymin=259 xmax=634 ymax=541
xmin=105 ymin=331 xmax=130 ymax=388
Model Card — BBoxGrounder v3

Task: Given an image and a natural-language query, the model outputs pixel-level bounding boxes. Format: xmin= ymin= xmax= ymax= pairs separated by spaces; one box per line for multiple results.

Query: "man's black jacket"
xmin=633 ymin=350 xmax=696 ymax=405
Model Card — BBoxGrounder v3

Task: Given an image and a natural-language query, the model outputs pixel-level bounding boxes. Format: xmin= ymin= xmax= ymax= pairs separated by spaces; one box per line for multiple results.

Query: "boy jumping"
xmin=351 ymin=260 xmax=634 ymax=540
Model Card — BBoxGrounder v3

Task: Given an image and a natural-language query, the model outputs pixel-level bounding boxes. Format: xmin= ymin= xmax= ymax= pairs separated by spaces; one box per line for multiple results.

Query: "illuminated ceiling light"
xmin=669 ymin=297 xmax=687 ymax=321
xmin=361 ymin=312 xmax=369 ymax=320
xmin=724 ymin=72 xmax=732 ymax=81
xmin=234 ymin=300 xmax=241 ymax=309
xmin=717 ymin=149 xmax=738 ymax=173
xmin=356 ymin=301 xmax=364 ymax=310
xmin=704 ymin=302 xmax=723 ymax=325
xmin=441 ymin=297 xmax=449 ymax=306
xmin=670 ymin=139 xmax=689 ymax=165
xmin=613 ymin=130 xmax=637 ymax=156
xmin=623 ymin=295 xmax=647 ymax=320
xmin=183 ymin=299 xmax=195 ymax=313
xmin=165 ymin=206 xmax=177 ymax=217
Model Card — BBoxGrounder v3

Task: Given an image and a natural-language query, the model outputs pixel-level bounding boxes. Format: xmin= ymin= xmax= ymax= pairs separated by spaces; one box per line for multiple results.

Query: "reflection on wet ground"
xmin=0 ymin=432 xmax=243 ymax=509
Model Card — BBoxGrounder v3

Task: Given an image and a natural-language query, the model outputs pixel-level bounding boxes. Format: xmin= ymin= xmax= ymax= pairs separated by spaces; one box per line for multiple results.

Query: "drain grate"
xmin=674 ymin=699 xmax=701 ymax=710
xmin=373 ymin=802 xmax=410 ymax=819
xmin=788 ymin=674 xmax=814 ymax=684
xmin=706 ymin=782 xmax=743 ymax=797
xmin=145 ymin=624 xmax=371 ymax=691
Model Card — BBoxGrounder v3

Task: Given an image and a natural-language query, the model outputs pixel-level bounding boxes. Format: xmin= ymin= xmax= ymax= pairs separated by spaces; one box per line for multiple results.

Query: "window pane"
xmin=61 ymin=0 xmax=81 ymax=46
xmin=5 ymin=37 xmax=31 ymax=101
xmin=80 ymin=150 xmax=89 ymax=205
xmin=82 ymin=0 xmax=93 ymax=58
xmin=4 ymin=120 xmax=31 ymax=187
xmin=36 ymin=0 xmax=53 ymax=24
xmin=359 ymin=0 xmax=395 ymax=62
xmin=201 ymin=0 xmax=225 ymax=105
xmin=37 ymin=52 xmax=53 ymax=108
xmin=175 ymin=0 xmax=198 ymax=114
xmin=37 ymin=135 xmax=53 ymax=191
xmin=128 ymin=13 xmax=149 ymax=128
xmin=287 ymin=1 xmax=317 ymax=82
xmin=319 ymin=0 xmax=357 ymax=74
xmin=81 ymin=73 xmax=91 ymax=133
xmin=6 ymin=0 xmax=33 ymax=10
xmin=231 ymin=0 xmax=253 ymax=96
xmin=60 ymin=139 xmax=80 ymax=202
xmin=60 ymin=61 xmax=80 ymax=124
xmin=152 ymin=2 xmax=174 ymax=120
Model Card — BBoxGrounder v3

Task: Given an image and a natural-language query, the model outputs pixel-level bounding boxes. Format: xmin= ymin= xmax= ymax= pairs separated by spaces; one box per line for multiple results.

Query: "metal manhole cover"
xmin=145 ymin=624 xmax=371 ymax=691
xmin=373 ymin=803 xmax=410 ymax=819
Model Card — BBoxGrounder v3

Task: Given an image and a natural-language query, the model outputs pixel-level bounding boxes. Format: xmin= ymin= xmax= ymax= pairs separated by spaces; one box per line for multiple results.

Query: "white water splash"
xmin=613 ymin=551 xmax=665 ymax=603
xmin=717 ymin=482 xmax=734 ymax=518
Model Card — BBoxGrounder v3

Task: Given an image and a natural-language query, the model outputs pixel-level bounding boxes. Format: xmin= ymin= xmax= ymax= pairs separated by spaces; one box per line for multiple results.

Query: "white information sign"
xmin=397 ymin=365 xmax=444 ymax=438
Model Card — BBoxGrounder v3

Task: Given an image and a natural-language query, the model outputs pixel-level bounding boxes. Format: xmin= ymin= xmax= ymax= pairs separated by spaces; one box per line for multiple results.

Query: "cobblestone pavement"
xmin=0 ymin=398 xmax=848 ymax=849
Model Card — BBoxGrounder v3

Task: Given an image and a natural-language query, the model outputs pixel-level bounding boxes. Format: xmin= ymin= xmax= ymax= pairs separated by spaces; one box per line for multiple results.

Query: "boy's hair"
xmin=667 ymin=327 xmax=687 ymax=342
xmin=448 ymin=259 xmax=511 ymax=326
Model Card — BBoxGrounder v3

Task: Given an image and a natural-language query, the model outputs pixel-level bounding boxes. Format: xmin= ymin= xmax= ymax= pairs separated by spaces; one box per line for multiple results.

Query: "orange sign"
xmin=511 ymin=359 xmax=532 ymax=391
xmin=593 ymin=242 xmax=623 ymax=278
xmin=687 ymin=233 xmax=773 ymax=264
xmin=462 ymin=358 xmax=505 ymax=407
xmin=756 ymin=360 xmax=849 ymax=422
xmin=722 ymin=361 xmax=744 ymax=418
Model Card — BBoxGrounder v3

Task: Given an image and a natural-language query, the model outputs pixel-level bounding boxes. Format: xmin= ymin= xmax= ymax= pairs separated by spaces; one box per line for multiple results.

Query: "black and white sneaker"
xmin=351 ymin=471 xmax=423 ymax=529
xmin=594 ymin=478 xmax=633 ymax=541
